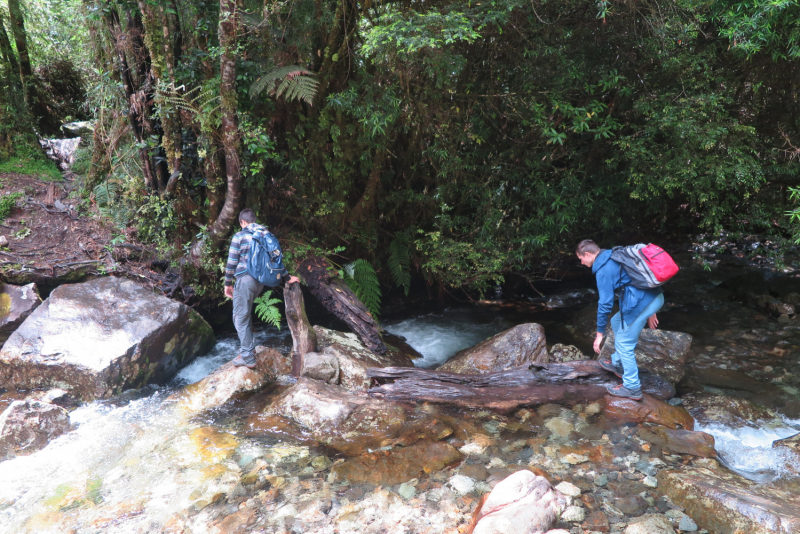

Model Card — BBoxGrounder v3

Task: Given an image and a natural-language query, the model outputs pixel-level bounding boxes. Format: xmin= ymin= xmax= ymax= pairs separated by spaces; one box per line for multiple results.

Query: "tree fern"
xmin=250 ymin=66 xmax=319 ymax=105
xmin=254 ymin=291 xmax=282 ymax=330
xmin=388 ymin=232 xmax=412 ymax=295
xmin=343 ymin=259 xmax=382 ymax=319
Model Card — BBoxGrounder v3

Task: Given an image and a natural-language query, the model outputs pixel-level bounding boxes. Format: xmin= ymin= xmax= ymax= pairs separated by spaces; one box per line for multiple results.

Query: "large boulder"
xmin=0 ymin=283 xmax=41 ymax=346
xmin=249 ymin=377 xmax=454 ymax=456
xmin=598 ymin=322 xmax=692 ymax=385
xmin=0 ymin=399 xmax=70 ymax=460
xmin=171 ymin=346 xmax=289 ymax=415
xmin=658 ymin=467 xmax=800 ymax=534
xmin=472 ymin=470 xmax=567 ymax=534
xmin=312 ymin=326 xmax=413 ymax=392
xmin=438 ymin=323 xmax=548 ymax=374
xmin=0 ymin=277 xmax=215 ymax=400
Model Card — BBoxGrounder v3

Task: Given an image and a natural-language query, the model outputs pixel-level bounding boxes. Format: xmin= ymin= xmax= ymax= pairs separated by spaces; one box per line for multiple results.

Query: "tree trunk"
xmin=366 ymin=361 xmax=675 ymax=413
xmin=284 ymin=283 xmax=317 ymax=376
xmin=298 ymin=255 xmax=387 ymax=354
xmin=7 ymin=0 xmax=32 ymax=81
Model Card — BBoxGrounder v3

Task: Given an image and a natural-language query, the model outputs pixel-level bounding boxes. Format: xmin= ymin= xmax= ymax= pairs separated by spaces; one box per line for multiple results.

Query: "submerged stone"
xmin=624 ymin=514 xmax=674 ymax=534
xmin=602 ymin=395 xmax=694 ymax=430
xmin=0 ymin=277 xmax=215 ymax=400
xmin=438 ymin=323 xmax=548 ymax=374
xmin=330 ymin=441 xmax=462 ymax=485
xmin=0 ymin=399 xmax=70 ymax=460
xmin=637 ymin=427 xmax=716 ymax=458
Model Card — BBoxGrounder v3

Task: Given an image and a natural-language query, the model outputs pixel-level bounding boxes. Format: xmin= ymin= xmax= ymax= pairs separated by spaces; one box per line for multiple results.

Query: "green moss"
xmin=0 ymin=154 xmax=61 ymax=181
xmin=0 ymin=293 xmax=10 ymax=318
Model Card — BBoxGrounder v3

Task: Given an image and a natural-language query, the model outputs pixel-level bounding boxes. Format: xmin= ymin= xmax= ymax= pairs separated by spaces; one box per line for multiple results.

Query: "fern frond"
xmin=388 ymin=232 xmax=412 ymax=295
xmin=250 ymin=66 xmax=319 ymax=105
xmin=93 ymin=179 xmax=120 ymax=208
xmin=343 ymin=259 xmax=382 ymax=319
xmin=254 ymin=291 xmax=282 ymax=330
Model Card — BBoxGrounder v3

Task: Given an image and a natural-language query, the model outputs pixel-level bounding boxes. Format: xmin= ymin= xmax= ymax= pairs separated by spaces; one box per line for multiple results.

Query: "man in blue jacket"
xmin=576 ymin=239 xmax=664 ymax=400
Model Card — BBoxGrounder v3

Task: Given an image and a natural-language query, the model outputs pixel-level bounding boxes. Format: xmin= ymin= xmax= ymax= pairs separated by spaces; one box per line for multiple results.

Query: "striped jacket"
xmin=224 ymin=223 xmax=287 ymax=287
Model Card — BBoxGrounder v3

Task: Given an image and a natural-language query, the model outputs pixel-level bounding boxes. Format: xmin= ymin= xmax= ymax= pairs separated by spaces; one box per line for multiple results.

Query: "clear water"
xmin=384 ymin=308 xmax=515 ymax=368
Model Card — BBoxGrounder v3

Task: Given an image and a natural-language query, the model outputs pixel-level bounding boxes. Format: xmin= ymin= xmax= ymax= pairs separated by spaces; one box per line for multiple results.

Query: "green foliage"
xmin=0 ymin=193 xmax=23 ymax=222
xmin=250 ymin=66 xmax=319 ymax=106
xmin=342 ymin=259 xmax=381 ymax=318
xmin=362 ymin=10 xmax=481 ymax=58
xmin=0 ymin=141 xmax=61 ymax=180
xmin=254 ymin=291 xmax=282 ymax=330
xmin=388 ymin=232 xmax=412 ymax=295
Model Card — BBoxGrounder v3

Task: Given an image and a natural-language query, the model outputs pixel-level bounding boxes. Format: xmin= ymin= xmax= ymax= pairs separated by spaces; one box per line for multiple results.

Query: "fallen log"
xmin=298 ymin=255 xmax=386 ymax=354
xmin=284 ymin=282 xmax=317 ymax=376
xmin=367 ymin=361 xmax=675 ymax=413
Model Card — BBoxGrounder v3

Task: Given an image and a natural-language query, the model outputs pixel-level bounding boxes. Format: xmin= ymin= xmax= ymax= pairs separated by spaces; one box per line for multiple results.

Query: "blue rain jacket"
xmin=592 ymin=249 xmax=662 ymax=334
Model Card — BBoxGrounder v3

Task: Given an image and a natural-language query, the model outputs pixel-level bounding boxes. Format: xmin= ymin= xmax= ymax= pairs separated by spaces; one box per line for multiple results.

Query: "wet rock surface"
xmin=171 ymin=346 xmax=288 ymax=415
xmin=602 ymin=395 xmax=695 ymax=430
xmin=0 ymin=283 xmax=41 ymax=346
xmin=314 ymin=326 xmax=412 ymax=392
xmin=250 ymin=377 xmax=454 ymax=455
xmin=658 ymin=467 xmax=800 ymax=534
xmin=472 ymin=470 xmax=567 ymax=534
xmin=438 ymin=323 xmax=548 ymax=373
xmin=680 ymin=391 xmax=778 ymax=428
xmin=0 ymin=277 xmax=215 ymax=400
xmin=548 ymin=344 xmax=588 ymax=363
xmin=636 ymin=427 xmax=716 ymax=457
xmin=0 ymin=399 xmax=70 ymax=460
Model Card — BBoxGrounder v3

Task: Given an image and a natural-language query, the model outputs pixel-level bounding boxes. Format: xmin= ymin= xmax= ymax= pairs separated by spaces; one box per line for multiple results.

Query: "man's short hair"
xmin=239 ymin=208 xmax=256 ymax=224
xmin=576 ymin=239 xmax=600 ymax=256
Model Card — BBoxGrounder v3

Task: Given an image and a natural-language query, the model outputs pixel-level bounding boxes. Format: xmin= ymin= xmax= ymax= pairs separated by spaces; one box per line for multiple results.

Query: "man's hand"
xmin=593 ymin=332 xmax=604 ymax=354
xmin=647 ymin=314 xmax=659 ymax=329
xmin=287 ymin=276 xmax=300 ymax=284
xmin=224 ymin=285 xmax=234 ymax=299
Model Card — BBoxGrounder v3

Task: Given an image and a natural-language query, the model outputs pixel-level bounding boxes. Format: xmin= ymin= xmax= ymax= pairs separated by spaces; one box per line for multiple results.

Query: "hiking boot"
xmin=232 ymin=354 xmax=257 ymax=369
xmin=606 ymin=383 xmax=643 ymax=401
xmin=598 ymin=358 xmax=623 ymax=378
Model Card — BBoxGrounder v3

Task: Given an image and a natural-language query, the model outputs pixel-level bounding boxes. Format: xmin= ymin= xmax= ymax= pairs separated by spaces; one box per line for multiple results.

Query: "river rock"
xmin=0 ymin=399 xmax=70 ymax=460
xmin=251 ymin=377 xmax=453 ymax=455
xmin=637 ymin=427 xmax=716 ymax=457
xmin=549 ymin=344 xmax=588 ymax=363
xmin=681 ymin=366 xmax=792 ymax=413
xmin=624 ymin=514 xmax=674 ymax=534
xmin=472 ymin=470 xmax=567 ymax=534
xmin=0 ymin=277 xmax=215 ymax=400
xmin=330 ymin=441 xmax=462 ymax=485
xmin=0 ymin=283 xmax=41 ymax=346
xmin=314 ymin=326 xmax=412 ymax=392
xmin=300 ymin=351 xmax=340 ymax=384
xmin=658 ymin=467 xmax=800 ymax=534
xmin=598 ymin=321 xmax=692 ymax=385
xmin=680 ymin=391 xmax=778 ymax=428
xmin=602 ymin=395 xmax=694 ymax=430
xmin=171 ymin=347 xmax=287 ymax=415
xmin=438 ymin=323 xmax=548 ymax=374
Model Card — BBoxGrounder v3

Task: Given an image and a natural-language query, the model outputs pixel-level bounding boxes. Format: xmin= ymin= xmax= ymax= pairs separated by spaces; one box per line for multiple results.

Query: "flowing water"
xmin=2 ymin=263 xmax=800 ymax=532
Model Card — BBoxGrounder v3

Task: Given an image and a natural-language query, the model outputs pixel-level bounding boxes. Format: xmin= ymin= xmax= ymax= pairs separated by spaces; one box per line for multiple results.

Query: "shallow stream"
xmin=1 ymin=262 xmax=800 ymax=533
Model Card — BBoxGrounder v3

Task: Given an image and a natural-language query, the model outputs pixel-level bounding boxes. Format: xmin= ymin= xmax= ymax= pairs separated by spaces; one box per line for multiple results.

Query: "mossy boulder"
xmin=0 ymin=276 xmax=214 ymax=400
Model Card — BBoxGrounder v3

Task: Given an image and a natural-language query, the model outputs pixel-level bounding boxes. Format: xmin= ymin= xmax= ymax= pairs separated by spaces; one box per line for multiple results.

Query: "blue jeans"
xmin=609 ymin=293 xmax=665 ymax=391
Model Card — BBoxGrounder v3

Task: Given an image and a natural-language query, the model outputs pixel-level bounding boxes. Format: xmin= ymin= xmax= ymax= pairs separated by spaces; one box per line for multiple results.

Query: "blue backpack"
xmin=246 ymin=228 xmax=286 ymax=287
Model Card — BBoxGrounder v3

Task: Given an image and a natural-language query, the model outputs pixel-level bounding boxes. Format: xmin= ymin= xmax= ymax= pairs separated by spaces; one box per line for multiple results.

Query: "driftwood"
xmin=298 ymin=255 xmax=387 ymax=354
xmin=284 ymin=282 xmax=317 ymax=377
xmin=367 ymin=361 xmax=675 ymax=413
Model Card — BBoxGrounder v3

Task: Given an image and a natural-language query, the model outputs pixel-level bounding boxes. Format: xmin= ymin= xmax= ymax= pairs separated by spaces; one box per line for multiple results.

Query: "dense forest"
xmin=1 ymin=0 xmax=799 ymax=300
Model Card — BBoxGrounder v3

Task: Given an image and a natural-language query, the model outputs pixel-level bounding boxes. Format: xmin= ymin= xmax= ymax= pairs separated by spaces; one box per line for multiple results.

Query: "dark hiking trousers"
xmin=232 ymin=273 xmax=264 ymax=362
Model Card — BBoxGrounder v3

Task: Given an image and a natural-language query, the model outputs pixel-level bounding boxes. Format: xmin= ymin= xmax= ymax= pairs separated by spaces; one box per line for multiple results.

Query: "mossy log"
xmin=367 ymin=361 xmax=675 ymax=413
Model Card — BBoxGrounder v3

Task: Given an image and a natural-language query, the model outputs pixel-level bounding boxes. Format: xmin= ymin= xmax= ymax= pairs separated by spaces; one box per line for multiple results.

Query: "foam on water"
xmin=695 ymin=421 xmax=800 ymax=482
xmin=384 ymin=308 xmax=514 ymax=368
